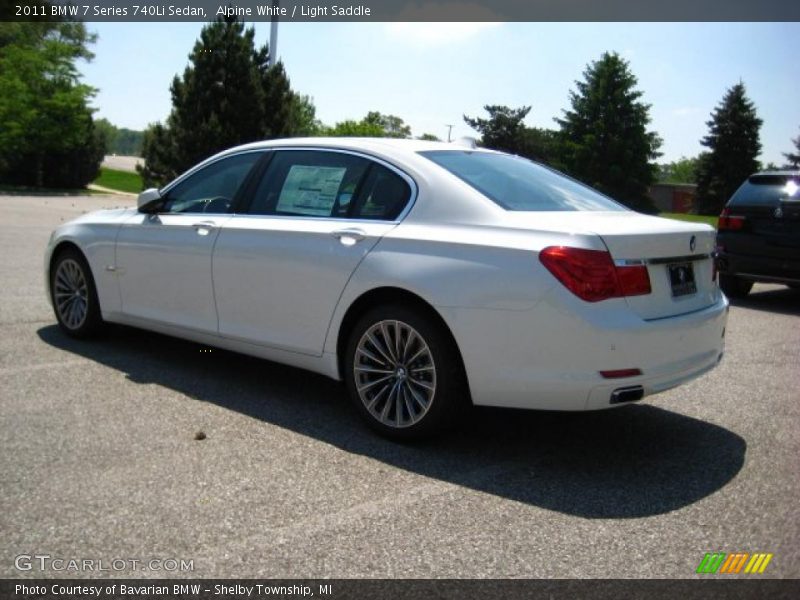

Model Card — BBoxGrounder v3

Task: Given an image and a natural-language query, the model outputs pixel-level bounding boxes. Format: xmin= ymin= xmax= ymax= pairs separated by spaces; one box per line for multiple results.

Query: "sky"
xmin=78 ymin=22 xmax=800 ymax=165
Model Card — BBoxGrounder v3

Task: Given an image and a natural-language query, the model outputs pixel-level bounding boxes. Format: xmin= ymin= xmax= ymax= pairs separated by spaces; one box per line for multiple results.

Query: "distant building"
xmin=649 ymin=183 xmax=697 ymax=213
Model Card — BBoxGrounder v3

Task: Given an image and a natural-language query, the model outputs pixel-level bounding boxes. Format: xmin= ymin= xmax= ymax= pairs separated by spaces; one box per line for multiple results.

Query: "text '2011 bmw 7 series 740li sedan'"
xmin=45 ymin=138 xmax=728 ymax=438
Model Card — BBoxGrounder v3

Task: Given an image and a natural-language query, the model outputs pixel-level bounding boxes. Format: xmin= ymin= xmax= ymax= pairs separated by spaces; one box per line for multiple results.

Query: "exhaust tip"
xmin=610 ymin=385 xmax=644 ymax=404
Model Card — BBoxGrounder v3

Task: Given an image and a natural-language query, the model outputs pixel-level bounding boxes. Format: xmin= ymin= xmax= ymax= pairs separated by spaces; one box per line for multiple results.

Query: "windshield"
xmin=420 ymin=150 xmax=625 ymax=212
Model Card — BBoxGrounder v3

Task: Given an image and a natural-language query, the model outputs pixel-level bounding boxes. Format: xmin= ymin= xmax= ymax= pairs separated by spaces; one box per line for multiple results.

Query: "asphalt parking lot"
xmin=1 ymin=193 xmax=798 ymax=579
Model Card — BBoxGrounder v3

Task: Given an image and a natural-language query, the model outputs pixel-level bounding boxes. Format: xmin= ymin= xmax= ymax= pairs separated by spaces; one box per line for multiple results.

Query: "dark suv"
xmin=716 ymin=171 xmax=800 ymax=298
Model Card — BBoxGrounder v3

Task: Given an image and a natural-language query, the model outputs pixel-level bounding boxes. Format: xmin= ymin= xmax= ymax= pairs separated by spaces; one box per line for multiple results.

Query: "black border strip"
xmin=3 ymin=579 xmax=800 ymax=600
xmin=3 ymin=0 xmax=800 ymax=23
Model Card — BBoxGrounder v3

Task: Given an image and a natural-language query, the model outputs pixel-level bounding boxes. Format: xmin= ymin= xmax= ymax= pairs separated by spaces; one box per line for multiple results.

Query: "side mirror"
xmin=137 ymin=188 xmax=163 ymax=213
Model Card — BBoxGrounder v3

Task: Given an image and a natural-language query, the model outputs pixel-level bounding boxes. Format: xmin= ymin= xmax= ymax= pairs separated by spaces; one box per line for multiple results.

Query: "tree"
xmin=555 ymin=52 xmax=662 ymax=212
xmin=139 ymin=18 xmax=312 ymax=187
xmin=363 ymin=111 xmax=412 ymax=138
xmin=0 ymin=19 xmax=106 ymax=188
xmin=159 ymin=19 xmax=266 ymax=181
xmin=464 ymin=105 xmax=559 ymax=165
xmin=287 ymin=94 xmax=321 ymax=136
xmin=322 ymin=119 xmax=385 ymax=137
xmin=695 ymin=82 xmax=762 ymax=214
xmin=320 ymin=112 xmax=411 ymax=138
xmin=95 ymin=118 xmax=144 ymax=155
xmin=657 ymin=156 xmax=701 ymax=184
xmin=418 ymin=133 xmax=441 ymax=141
xmin=783 ymin=127 xmax=800 ymax=168
xmin=464 ymin=105 xmax=531 ymax=155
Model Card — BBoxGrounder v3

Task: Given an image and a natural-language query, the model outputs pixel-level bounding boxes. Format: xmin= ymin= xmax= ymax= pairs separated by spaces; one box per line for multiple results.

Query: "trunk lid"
xmin=504 ymin=211 xmax=719 ymax=320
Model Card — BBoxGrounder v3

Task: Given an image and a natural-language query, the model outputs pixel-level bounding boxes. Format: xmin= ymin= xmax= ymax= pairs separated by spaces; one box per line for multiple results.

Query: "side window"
xmin=162 ymin=152 xmax=262 ymax=214
xmin=249 ymin=151 xmax=370 ymax=218
xmin=351 ymin=164 xmax=412 ymax=220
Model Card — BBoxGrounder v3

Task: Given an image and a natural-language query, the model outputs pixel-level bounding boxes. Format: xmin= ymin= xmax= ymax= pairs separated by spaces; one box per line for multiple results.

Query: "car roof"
xmin=750 ymin=170 xmax=800 ymax=177
xmin=211 ymin=137 xmax=492 ymax=163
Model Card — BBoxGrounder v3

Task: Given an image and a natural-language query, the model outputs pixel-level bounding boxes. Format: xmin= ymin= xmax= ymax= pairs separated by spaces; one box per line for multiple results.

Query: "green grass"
xmin=659 ymin=212 xmax=719 ymax=229
xmin=93 ymin=167 xmax=143 ymax=194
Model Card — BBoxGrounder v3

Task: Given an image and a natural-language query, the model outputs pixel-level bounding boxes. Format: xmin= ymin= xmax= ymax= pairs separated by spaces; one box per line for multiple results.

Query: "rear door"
xmin=212 ymin=149 xmax=415 ymax=355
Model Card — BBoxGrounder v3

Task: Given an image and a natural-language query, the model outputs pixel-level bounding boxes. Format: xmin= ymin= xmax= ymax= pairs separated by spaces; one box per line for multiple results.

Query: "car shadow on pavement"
xmin=728 ymin=285 xmax=800 ymax=316
xmin=38 ymin=324 xmax=746 ymax=520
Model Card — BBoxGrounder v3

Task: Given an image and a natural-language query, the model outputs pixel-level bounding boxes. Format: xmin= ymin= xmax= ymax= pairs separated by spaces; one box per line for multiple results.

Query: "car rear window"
xmin=728 ymin=174 xmax=800 ymax=206
xmin=420 ymin=150 xmax=624 ymax=212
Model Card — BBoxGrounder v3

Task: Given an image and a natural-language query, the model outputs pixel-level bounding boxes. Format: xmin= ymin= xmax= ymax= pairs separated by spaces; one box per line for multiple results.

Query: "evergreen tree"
xmin=783 ymin=127 xmax=800 ymax=169
xmin=170 ymin=20 xmax=265 ymax=174
xmin=287 ymin=94 xmax=321 ymax=136
xmin=140 ymin=18 xmax=312 ymax=187
xmin=464 ymin=105 xmax=558 ymax=165
xmin=464 ymin=105 xmax=531 ymax=155
xmin=695 ymin=82 xmax=762 ymax=214
xmin=555 ymin=52 xmax=661 ymax=212
xmin=259 ymin=60 xmax=295 ymax=138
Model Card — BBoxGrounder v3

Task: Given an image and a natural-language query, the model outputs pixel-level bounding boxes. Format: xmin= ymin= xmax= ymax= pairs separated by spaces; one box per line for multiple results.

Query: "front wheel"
xmin=344 ymin=305 xmax=466 ymax=439
xmin=50 ymin=248 xmax=104 ymax=338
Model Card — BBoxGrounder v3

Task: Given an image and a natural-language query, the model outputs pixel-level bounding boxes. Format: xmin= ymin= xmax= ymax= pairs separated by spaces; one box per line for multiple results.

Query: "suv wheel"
xmin=719 ymin=274 xmax=753 ymax=299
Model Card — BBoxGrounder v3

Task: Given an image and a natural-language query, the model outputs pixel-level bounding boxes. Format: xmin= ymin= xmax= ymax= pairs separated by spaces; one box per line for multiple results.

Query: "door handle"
xmin=332 ymin=228 xmax=367 ymax=245
xmin=193 ymin=221 xmax=216 ymax=236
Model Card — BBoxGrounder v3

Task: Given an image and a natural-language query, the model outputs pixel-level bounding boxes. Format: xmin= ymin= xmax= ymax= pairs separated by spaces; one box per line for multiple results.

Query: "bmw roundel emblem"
xmin=689 ymin=235 xmax=696 ymax=252
xmin=774 ymin=206 xmax=784 ymax=219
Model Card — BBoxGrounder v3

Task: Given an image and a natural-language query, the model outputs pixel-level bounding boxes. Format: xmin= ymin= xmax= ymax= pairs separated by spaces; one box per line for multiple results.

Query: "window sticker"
xmin=276 ymin=165 xmax=347 ymax=216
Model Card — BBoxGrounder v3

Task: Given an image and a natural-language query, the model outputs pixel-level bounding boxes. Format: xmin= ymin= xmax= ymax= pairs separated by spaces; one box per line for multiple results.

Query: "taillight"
xmin=718 ymin=207 xmax=745 ymax=231
xmin=539 ymin=246 xmax=651 ymax=302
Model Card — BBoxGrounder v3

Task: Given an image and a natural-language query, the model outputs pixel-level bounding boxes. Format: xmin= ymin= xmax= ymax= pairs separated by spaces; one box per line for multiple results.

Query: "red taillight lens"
xmin=718 ymin=207 xmax=745 ymax=231
xmin=616 ymin=264 xmax=652 ymax=296
xmin=539 ymin=246 xmax=651 ymax=302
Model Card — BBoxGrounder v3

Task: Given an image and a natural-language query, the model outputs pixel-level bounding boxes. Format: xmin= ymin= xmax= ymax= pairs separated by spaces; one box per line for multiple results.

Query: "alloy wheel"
xmin=54 ymin=258 xmax=89 ymax=330
xmin=353 ymin=320 xmax=437 ymax=429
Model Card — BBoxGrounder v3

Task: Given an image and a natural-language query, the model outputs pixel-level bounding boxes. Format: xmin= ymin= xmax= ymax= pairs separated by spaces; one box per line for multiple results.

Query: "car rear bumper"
xmin=717 ymin=249 xmax=800 ymax=284
xmin=441 ymin=291 xmax=729 ymax=411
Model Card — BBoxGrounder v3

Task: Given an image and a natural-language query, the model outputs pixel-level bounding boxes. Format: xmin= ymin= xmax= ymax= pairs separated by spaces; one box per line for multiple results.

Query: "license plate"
xmin=668 ymin=262 xmax=697 ymax=297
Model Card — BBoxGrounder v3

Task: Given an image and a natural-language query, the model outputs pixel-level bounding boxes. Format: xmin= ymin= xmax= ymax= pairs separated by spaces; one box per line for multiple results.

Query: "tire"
xmin=344 ymin=304 xmax=467 ymax=440
xmin=50 ymin=248 xmax=104 ymax=338
xmin=719 ymin=274 xmax=753 ymax=299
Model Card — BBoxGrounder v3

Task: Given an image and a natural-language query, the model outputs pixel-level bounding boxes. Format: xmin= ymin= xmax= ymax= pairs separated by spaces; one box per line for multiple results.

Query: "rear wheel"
xmin=719 ymin=274 xmax=753 ymax=299
xmin=344 ymin=305 xmax=466 ymax=439
xmin=50 ymin=248 xmax=104 ymax=338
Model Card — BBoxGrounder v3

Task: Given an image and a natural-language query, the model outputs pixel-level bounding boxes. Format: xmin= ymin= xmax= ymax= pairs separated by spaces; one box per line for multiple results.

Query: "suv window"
xmin=163 ymin=152 xmax=262 ymax=214
xmin=420 ymin=150 xmax=624 ymax=212
xmin=728 ymin=174 xmax=800 ymax=206
xmin=248 ymin=150 xmax=411 ymax=220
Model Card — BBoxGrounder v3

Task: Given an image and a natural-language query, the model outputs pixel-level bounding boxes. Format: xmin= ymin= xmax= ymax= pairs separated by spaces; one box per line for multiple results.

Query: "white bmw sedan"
xmin=45 ymin=138 xmax=728 ymax=438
